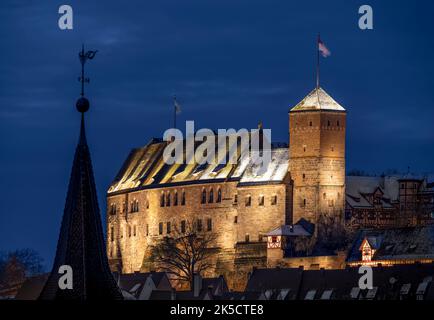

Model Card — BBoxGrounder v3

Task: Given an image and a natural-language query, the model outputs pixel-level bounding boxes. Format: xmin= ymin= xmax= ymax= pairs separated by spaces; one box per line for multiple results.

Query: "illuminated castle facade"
xmin=106 ymin=86 xmax=346 ymax=289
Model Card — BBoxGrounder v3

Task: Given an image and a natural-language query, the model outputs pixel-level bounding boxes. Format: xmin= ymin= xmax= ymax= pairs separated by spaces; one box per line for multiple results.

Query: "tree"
xmin=316 ymin=213 xmax=354 ymax=252
xmin=0 ymin=248 xmax=44 ymax=286
xmin=148 ymin=223 xmax=218 ymax=289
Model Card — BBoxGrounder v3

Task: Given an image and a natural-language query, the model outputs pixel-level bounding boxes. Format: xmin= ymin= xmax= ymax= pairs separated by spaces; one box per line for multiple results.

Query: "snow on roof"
xmin=290 ymin=87 xmax=345 ymax=112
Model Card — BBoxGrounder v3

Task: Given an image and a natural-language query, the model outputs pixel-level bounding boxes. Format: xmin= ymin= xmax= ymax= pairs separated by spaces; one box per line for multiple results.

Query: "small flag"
xmin=318 ymin=38 xmax=331 ymax=57
xmin=174 ymin=98 xmax=182 ymax=114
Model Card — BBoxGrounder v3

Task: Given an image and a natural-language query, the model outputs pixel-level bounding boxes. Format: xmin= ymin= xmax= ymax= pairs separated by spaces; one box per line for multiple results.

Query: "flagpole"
xmin=316 ymin=33 xmax=320 ymax=89
xmin=173 ymin=96 xmax=177 ymax=129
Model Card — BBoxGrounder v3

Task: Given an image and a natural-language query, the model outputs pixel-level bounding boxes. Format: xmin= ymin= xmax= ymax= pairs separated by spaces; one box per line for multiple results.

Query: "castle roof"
xmin=108 ymin=137 xmax=290 ymax=194
xmin=39 ymin=114 xmax=122 ymax=300
xmin=290 ymin=87 xmax=345 ymax=112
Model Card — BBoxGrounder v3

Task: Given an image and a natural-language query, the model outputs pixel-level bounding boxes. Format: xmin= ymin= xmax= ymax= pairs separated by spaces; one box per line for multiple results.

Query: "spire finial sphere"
xmin=76 ymin=96 xmax=90 ymax=113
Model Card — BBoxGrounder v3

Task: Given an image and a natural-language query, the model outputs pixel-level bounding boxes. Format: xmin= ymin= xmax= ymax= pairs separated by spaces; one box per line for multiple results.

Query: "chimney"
xmin=193 ymin=273 xmax=202 ymax=298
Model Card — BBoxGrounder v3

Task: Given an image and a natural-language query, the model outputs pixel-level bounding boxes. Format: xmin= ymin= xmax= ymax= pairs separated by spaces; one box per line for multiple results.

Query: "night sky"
xmin=1 ymin=1 xmax=433 ymax=267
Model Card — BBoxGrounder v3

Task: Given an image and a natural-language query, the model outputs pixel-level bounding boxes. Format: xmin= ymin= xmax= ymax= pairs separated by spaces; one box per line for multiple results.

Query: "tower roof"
xmin=290 ymin=87 xmax=345 ymax=112
xmin=39 ymin=113 xmax=122 ymax=300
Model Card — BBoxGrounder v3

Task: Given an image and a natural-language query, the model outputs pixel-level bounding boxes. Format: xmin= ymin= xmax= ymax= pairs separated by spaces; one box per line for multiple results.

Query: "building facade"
xmin=106 ymin=86 xmax=348 ymax=289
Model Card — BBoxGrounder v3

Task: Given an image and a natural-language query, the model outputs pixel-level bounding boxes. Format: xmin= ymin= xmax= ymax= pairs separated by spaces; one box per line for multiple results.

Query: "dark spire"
xmin=39 ymin=46 xmax=122 ymax=300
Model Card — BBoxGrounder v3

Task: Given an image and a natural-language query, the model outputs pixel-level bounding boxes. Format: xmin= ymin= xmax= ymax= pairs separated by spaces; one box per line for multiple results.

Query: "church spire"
xmin=39 ymin=46 xmax=122 ymax=300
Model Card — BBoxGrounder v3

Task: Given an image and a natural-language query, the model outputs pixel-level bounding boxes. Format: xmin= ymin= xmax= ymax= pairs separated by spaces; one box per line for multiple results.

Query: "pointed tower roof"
xmin=39 ymin=48 xmax=122 ymax=299
xmin=39 ymin=110 xmax=122 ymax=300
xmin=290 ymin=87 xmax=345 ymax=112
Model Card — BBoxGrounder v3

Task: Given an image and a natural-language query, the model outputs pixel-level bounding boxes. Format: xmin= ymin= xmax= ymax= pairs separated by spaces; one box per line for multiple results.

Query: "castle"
xmin=106 ymin=86 xmax=347 ymax=289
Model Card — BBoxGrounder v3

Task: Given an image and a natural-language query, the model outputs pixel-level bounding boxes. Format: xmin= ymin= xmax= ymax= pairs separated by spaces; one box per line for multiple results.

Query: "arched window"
xmin=160 ymin=192 xmax=165 ymax=207
xmin=181 ymin=190 xmax=186 ymax=205
xmin=209 ymin=188 xmax=214 ymax=203
xmin=166 ymin=192 xmax=171 ymax=207
xmin=217 ymin=188 xmax=222 ymax=203
xmin=201 ymin=189 xmax=207 ymax=204
xmin=174 ymin=191 xmax=178 ymax=206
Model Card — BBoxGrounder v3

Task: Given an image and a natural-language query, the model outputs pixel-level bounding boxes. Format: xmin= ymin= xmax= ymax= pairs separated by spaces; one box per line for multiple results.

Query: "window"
xmin=146 ymin=199 xmax=149 ymax=209
xmin=120 ymin=227 xmax=123 ymax=239
xmin=181 ymin=191 xmax=186 ymax=205
xmin=131 ymin=199 xmax=139 ymax=213
xmin=159 ymin=222 xmax=163 ymax=235
xmin=323 ymin=193 xmax=326 ymax=200
xmin=245 ymin=234 xmax=250 ymax=243
xmin=207 ymin=218 xmax=212 ymax=231
xmin=245 ymin=195 xmax=251 ymax=207
xmin=309 ymin=121 xmax=312 ymax=126
xmin=167 ymin=222 xmax=171 ymax=234
xmin=331 ymin=146 xmax=334 ymax=152
xmin=110 ymin=227 xmax=114 ymax=242
xmin=133 ymin=225 xmax=137 ymax=237
xmin=166 ymin=192 xmax=171 ymax=207
xmin=217 ymin=188 xmax=222 ymax=203
xmin=209 ymin=188 xmax=214 ymax=203
xmin=128 ymin=225 xmax=132 ymax=237
xmin=327 ymin=120 xmax=330 ymax=126
xmin=122 ymin=202 xmax=126 ymax=213
xmin=271 ymin=195 xmax=277 ymax=205
xmin=303 ymin=145 xmax=306 ymax=152
xmin=174 ymin=191 xmax=178 ymax=206
xmin=233 ymin=194 xmax=238 ymax=205
xmin=303 ymin=199 xmax=306 ymax=207
xmin=302 ymin=173 xmax=306 ymax=180
xmin=146 ymin=224 xmax=149 ymax=236
xmin=197 ymin=219 xmax=203 ymax=232
xmin=160 ymin=193 xmax=165 ymax=207
xmin=328 ymin=199 xmax=334 ymax=207
xmin=258 ymin=195 xmax=264 ymax=206
xmin=181 ymin=220 xmax=186 ymax=233
xmin=110 ymin=204 xmax=117 ymax=215
xmin=234 ymin=216 xmax=238 ymax=224
xmin=337 ymin=120 xmax=340 ymax=127
xmin=201 ymin=189 xmax=207 ymax=204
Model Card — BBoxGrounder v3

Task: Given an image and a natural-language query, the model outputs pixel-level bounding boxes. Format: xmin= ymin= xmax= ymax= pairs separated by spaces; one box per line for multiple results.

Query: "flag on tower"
xmin=318 ymin=37 xmax=331 ymax=57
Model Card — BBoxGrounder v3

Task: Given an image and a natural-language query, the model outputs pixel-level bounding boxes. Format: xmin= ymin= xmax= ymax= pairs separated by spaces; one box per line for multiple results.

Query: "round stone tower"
xmin=289 ymin=87 xmax=346 ymax=225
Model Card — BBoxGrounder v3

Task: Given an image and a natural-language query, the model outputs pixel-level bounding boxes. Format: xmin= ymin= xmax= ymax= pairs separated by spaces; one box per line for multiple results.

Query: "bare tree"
xmin=316 ymin=213 xmax=354 ymax=252
xmin=148 ymin=223 xmax=218 ymax=289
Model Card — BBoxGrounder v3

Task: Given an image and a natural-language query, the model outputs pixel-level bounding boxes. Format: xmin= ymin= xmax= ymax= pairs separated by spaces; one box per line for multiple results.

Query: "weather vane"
xmin=78 ymin=44 xmax=98 ymax=97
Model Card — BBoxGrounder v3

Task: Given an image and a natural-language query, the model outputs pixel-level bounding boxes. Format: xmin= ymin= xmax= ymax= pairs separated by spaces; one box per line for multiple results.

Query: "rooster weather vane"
xmin=78 ymin=44 xmax=98 ymax=97
xmin=76 ymin=45 xmax=97 ymax=114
